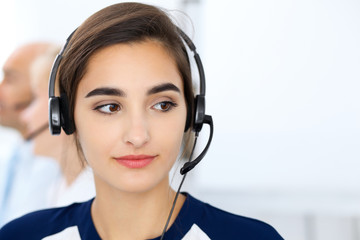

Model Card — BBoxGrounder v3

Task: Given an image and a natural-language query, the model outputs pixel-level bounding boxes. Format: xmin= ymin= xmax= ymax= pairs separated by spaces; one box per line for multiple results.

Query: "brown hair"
xmin=57 ymin=2 xmax=195 ymax=161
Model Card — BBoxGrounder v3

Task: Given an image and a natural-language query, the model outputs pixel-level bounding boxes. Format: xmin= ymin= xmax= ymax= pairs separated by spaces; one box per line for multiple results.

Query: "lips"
xmin=115 ymin=155 xmax=156 ymax=169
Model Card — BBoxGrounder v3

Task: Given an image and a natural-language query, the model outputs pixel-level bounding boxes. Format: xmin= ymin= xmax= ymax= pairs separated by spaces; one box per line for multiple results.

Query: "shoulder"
xmin=0 ymin=199 xmax=93 ymax=239
xmin=185 ymin=194 xmax=284 ymax=240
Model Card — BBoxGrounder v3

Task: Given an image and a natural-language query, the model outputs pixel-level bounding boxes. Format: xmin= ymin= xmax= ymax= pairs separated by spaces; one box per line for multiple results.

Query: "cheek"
xmin=153 ymin=110 xmax=187 ymax=160
xmin=74 ymin=109 xmax=119 ymax=167
xmin=14 ymin=84 xmax=32 ymax=101
xmin=161 ymin=132 xmax=184 ymax=168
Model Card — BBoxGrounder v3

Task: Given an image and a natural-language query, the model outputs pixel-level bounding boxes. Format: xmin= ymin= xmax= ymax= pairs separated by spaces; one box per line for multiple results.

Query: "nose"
xmin=122 ymin=111 xmax=150 ymax=148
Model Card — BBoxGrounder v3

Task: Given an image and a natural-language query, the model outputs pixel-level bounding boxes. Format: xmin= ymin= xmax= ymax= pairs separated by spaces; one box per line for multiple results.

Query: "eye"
xmin=94 ymin=103 xmax=121 ymax=114
xmin=153 ymin=101 xmax=177 ymax=112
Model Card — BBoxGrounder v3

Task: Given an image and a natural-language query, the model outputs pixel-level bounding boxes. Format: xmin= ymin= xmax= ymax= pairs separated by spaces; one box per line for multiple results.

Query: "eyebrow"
xmin=85 ymin=83 xmax=180 ymax=98
xmin=147 ymin=83 xmax=180 ymax=95
xmin=85 ymin=87 xmax=126 ymax=98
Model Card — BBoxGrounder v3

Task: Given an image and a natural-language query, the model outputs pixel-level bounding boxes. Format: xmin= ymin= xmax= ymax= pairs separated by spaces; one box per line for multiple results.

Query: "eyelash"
xmin=93 ymin=101 xmax=178 ymax=115
xmin=93 ymin=103 xmax=121 ymax=115
xmin=152 ymin=101 xmax=178 ymax=112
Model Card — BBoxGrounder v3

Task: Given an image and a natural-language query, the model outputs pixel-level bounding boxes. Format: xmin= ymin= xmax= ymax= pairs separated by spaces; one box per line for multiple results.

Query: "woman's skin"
xmin=74 ymin=40 xmax=187 ymax=240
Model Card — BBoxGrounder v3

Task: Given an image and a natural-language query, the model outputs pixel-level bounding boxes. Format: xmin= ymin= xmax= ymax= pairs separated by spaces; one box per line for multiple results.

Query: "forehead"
xmin=2 ymin=48 xmax=33 ymax=81
xmin=78 ymin=40 xmax=183 ymax=93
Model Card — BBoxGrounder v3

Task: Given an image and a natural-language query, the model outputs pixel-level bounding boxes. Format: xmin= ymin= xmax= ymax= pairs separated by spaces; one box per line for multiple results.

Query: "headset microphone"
xmin=180 ymin=115 xmax=213 ymax=175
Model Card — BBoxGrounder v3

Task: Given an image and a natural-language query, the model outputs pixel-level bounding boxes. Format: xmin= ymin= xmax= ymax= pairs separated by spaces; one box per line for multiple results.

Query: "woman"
xmin=0 ymin=3 xmax=283 ymax=240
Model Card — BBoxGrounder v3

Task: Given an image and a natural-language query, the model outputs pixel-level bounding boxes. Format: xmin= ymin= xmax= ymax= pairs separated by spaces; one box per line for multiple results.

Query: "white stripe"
xmin=182 ymin=224 xmax=211 ymax=240
xmin=42 ymin=226 xmax=81 ymax=240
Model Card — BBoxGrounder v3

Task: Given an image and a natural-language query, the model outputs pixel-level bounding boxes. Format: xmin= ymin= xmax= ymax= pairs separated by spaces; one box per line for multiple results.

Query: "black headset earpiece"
xmin=48 ymin=96 xmax=61 ymax=135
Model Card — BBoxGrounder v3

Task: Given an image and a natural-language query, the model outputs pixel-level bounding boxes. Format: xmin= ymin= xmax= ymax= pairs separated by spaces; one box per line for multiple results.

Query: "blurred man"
xmin=0 ymin=43 xmax=47 ymax=137
xmin=20 ymin=45 xmax=95 ymax=208
xmin=0 ymin=43 xmax=60 ymax=226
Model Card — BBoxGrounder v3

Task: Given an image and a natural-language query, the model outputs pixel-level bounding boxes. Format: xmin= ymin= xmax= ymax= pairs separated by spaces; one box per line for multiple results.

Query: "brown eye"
xmin=153 ymin=101 xmax=177 ymax=112
xmin=95 ymin=103 xmax=121 ymax=114
xmin=160 ymin=102 xmax=170 ymax=111
xmin=109 ymin=104 xmax=120 ymax=112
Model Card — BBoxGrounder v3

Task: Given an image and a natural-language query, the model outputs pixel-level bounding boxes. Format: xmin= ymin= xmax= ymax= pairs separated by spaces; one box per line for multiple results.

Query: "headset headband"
xmin=176 ymin=28 xmax=205 ymax=97
xmin=48 ymin=29 xmax=77 ymax=98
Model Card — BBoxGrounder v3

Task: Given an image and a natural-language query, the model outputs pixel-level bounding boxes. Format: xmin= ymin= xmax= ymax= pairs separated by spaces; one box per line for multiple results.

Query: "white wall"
xmin=197 ymin=0 xmax=360 ymax=193
xmin=1 ymin=0 xmax=360 ymax=239
xmin=0 ymin=0 xmax=183 ymax=67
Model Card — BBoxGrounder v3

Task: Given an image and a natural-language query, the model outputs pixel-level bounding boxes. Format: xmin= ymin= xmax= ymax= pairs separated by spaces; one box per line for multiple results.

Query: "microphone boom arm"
xmin=180 ymin=115 xmax=213 ymax=175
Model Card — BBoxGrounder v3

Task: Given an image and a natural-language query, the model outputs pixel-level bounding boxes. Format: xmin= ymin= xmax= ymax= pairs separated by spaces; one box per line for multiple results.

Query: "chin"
xmin=111 ymin=173 xmax=168 ymax=194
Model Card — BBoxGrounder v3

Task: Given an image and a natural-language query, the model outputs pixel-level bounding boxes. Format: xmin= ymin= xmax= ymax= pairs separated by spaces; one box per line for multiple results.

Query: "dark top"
xmin=0 ymin=193 xmax=283 ymax=239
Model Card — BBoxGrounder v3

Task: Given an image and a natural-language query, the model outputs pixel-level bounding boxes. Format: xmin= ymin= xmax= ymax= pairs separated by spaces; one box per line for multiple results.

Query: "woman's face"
xmin=74 ymin=40 xmax=187 ymax=194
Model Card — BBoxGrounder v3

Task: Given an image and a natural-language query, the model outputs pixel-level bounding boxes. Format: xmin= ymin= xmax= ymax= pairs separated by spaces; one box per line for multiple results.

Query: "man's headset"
xmin=48 ymin=27 xmax=213 ymax=175
xmin=11 ymin=99 xmax=49 ymax=141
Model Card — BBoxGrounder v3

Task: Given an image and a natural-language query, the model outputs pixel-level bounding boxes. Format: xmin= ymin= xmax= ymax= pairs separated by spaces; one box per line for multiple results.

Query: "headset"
xmin=48 ymin=27 xmax=213 ymax=175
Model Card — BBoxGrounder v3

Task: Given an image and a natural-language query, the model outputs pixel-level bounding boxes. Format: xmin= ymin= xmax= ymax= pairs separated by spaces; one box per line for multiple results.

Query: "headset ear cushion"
xmin=193 ymin=95 xmax=205 ymax=133
xmin=60 ymin=93 xmax=75 ymax=135
xmin=184 ymin=100 xmax=192 ymax=132
xmin=49 ymin=97 xmax=62 ymax=135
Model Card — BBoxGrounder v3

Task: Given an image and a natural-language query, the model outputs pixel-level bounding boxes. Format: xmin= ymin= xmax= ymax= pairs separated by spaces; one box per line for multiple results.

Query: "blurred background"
xmin=0 ymin=0 xmax=359 ymax=239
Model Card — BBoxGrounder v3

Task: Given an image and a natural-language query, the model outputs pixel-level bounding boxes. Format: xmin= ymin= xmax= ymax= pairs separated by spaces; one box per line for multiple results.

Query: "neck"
xmin=91 ymin=177 xmax=185 ymax=240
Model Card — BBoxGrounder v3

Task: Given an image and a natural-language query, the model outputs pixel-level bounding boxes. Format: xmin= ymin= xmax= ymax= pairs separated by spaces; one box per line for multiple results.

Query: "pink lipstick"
xmin=115 ymin=155 xmax=156 ymax=168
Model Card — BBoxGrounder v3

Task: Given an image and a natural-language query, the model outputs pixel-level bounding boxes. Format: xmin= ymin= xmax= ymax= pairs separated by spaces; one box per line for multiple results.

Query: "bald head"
xmin=0 ymin=42 xmax=54 ymax=137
